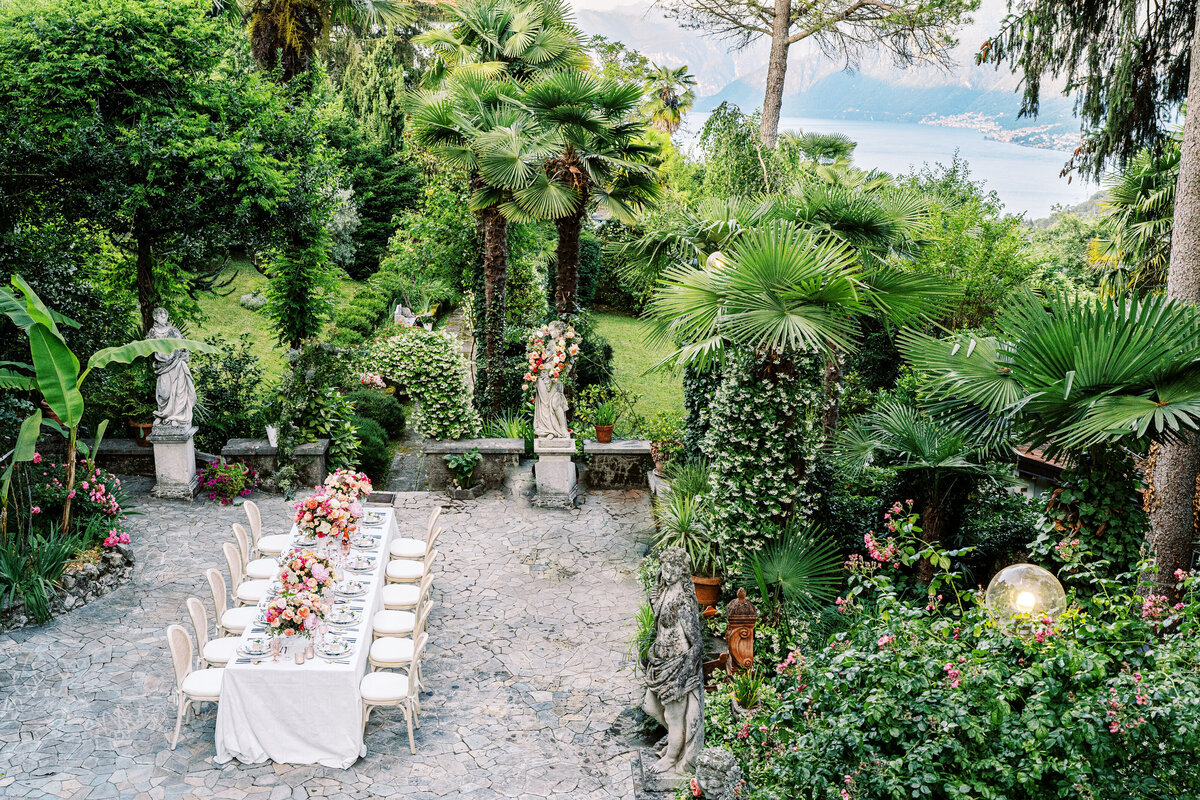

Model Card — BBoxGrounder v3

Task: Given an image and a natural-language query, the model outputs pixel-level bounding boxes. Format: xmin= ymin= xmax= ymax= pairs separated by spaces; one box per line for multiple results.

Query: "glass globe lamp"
xmin=985 ymin=563 xmax=1066 ymax=623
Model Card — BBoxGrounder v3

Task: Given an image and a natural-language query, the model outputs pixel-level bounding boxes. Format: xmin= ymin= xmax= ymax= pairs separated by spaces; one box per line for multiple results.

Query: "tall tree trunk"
xmin=918 ymin=500 xmax=945 ymax=586
xmin=759 ymin=0 xmax=792 ymax=148
xmin=135 ymin=236 xmax=155 ymax=333
xmin=1147 ymin=12 xmax=1200 ymax=589
xmin=480 ymin=207 xmax=509 ymax=415
xmin=554 ymin=209 xmax=584 ymax=317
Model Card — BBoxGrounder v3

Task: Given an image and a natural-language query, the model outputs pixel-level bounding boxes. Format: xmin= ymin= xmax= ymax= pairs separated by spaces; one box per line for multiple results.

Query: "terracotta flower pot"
xmin=692 ymin=574 xmax=722 ymax=609
xmin=129 ymin=420 xmax=153 ymax=448
xmin=594 ymin=424 xmax=614 ymax=444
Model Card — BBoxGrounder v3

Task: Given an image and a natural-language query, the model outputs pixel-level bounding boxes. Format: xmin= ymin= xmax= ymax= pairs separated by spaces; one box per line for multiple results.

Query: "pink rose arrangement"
xmin=293 ymin=485 xmax=361 ymax=542
xmin=264 ymin=590 xmax=324 ymax=638
xmin=278 ymin=549 xmax=337 ymax=599
xmin=323 ymin=468 xmax=373 ymax=503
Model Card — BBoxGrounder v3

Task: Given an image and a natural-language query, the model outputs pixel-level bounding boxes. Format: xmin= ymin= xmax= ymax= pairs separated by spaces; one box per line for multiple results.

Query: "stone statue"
xmin=146 ymin=307 xmax=196 ymax=428
xmin=694 ymin=747 xmax=745 ymax=799
xmin=643 ymin=547 xmax=705 ymax=778
xmin=532 ymin=320 xmax=570 ymax=439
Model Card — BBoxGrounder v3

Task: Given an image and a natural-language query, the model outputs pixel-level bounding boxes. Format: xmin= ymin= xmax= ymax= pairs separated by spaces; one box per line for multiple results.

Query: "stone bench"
xmin=423 ymin=438 xmax=525 ymax=490
xmin=581 ymin=439 xmax=653 ymax=490
xmin=221 ymin=438 xmax=330 ymax=489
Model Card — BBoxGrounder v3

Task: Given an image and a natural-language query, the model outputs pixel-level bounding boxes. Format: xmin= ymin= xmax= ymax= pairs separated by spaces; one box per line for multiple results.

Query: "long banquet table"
xmin=214 ymin=506 xmax=398 ymax=768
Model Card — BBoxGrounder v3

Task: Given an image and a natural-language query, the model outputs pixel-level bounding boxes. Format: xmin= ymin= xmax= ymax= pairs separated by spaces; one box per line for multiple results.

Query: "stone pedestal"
xmin=532 ymin=438 xmax=579 ymax=508
xmin=149 ymin=425 xmax=199 ymax=500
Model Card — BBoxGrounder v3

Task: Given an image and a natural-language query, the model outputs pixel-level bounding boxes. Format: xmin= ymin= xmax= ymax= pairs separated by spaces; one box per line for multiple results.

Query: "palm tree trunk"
xmin=759 ymin=0 xmax=792 ymax=148
xmin=918 ymin=500 xmax=945 ymax=585
xmin=554 ymin=209 xmax=584 ymax=317
xmin=1147 ymin=11 xmax=1200 ymax=589
xmin=480 ymin=207 xmax=509 ymax=415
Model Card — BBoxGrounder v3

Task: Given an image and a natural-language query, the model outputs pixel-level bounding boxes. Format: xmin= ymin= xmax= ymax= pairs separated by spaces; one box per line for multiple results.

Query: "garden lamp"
xmin=985 ymin=563 xmax=1066 ymax=623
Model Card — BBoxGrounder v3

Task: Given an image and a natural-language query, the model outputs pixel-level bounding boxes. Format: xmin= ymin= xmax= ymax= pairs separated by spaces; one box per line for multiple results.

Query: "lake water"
xmin=679 ymin=114 xmax=1097 ymax=219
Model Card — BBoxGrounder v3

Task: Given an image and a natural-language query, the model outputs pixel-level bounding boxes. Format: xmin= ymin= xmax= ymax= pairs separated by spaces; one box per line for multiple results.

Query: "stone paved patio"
xmin=0 ymin=478 xmax=652 ymax=799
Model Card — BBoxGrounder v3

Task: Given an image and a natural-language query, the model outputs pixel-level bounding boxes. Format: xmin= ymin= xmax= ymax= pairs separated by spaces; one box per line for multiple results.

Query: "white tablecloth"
xmin=214 ymin=507 xmax=397 ymax=767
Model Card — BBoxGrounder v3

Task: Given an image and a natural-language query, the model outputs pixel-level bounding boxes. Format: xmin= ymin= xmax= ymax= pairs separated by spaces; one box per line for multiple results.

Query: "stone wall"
xmin=423 ymin=439 xmax=525 ymax=490
xmin=581 ymin=439 xmax=653 ymax=490
xmin=221 ymin=438 xmax=330 ymax=490
xmin=0 ymin=544 xmax=135 ymax=633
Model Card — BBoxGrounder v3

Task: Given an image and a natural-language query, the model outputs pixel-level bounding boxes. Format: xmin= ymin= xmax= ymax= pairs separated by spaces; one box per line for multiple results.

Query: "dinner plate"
xmin=336 ymin=580 xmax=367 ymax=597
xmin=239 ymin=637 xmax=271 ymax=656
xmin=317 ymin=638 xmax=353 ymax=658
xmin=363 ymin=512 xmax=385 ymax=525
xmin=326 ymin=608 xmax=362 ymax=626
xmin=345 ymin=556 xmax=376 ymax=573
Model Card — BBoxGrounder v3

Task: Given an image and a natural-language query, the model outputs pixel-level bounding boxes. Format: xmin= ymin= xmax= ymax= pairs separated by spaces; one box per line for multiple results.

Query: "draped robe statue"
xmin=532 ymin=320 xmax=571 ymax=439
xmin=147 ymin=307 xmax=196 ymax=427
xmin=643 ymin=547 xmax=705 ymax=777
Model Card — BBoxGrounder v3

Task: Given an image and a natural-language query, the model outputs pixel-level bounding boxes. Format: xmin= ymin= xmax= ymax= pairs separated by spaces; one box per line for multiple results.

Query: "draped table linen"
xmin=214 ymin=507 xmax=397 ymax=768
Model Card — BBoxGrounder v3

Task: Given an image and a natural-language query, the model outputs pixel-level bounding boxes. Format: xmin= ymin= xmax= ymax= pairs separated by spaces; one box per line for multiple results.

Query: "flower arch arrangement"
xmin=366 ymin=328 xmax=482 ymax=440
xmin=523 ymin=320 xmax=580 ymax=393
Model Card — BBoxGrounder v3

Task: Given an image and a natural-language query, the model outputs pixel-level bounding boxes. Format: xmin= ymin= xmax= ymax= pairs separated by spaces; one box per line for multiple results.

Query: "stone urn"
xmin=724 ymin=588 xmax=758 ymax=672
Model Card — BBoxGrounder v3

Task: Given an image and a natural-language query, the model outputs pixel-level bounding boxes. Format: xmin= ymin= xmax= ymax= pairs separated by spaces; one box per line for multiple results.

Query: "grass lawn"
xmin=593 ymin=311 xmax=683 ymax=435
xmin=195 ymin=260 xmax=362 ymax=382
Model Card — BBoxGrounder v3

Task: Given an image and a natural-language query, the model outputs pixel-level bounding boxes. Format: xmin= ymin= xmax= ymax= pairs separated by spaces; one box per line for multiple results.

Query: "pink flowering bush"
xmin=196 ymin=460 xmax=258 ymax=505
xmin=28 ymin=455 xmax=132 ymax=548
xmin=703 ymin=515 xmax=1200 ymax=797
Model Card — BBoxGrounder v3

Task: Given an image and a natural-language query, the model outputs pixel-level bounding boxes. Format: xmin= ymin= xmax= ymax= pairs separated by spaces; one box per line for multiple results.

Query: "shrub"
xmin=640 ymin=411 xmax=684 ymax=468
xmin=703 ymin=348 xmax=825 ymax=571
xmin=350 ymin=415 xmax=390 ymax=483
xmin=346 ymin=389 xmax=405 ymax=438
xmin=444 ymin=447 xmax=481 ymax=489
xmin=196 ymin=460 xmax=258 ymax=505
xmin=366 ymin=328 xmax=482 ymax=440
xmin=713 ymin=551 xmax=1200 ymax=799
xmin=23 ymin=456 xmax=131 ymax=550
xmin=192 ymin=333 xmax=267 ymax=453
xmin=0 ymin=528 xmax=83 ymax=623
xmin=238 ymin=292 xmax=267 ymax=311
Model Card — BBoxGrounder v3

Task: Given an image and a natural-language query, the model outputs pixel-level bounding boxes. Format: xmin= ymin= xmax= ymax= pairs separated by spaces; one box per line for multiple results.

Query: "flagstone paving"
xmin=0 ymin=478 xmax=652 ymax=799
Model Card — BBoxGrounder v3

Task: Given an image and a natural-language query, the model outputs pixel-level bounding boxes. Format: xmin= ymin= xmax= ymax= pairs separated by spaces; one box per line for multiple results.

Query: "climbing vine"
xmin=367 ymin=328 xmax=482 ymax=440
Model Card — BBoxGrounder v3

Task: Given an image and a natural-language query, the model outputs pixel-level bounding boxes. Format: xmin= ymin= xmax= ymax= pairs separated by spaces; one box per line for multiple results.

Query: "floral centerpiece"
xmin=278 ymin=549 xmax=337 ymax=598
xmin=264 ymin=591 xmax=325 ymax=638
xmin=323 ymin=468 xmax=373 ymax=503
xmin=293 ymin=486 xmax=362 ymax=542
xmin=522 ymin=321 xmax=579 ymax=395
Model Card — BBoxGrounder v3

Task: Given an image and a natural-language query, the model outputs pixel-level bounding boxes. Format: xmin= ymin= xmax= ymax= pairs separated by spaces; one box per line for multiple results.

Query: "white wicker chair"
xmin=165 ymin=623 xmax=223 ymax=750
xmin=360 ymin=632 xmax=429 ymax=754
xmin=206 ymin=568 xmax=256 ymax=637
xmin=234 ymin=523 xmax=277 ymax=580
xmin=186 ymin=597 xmax=238 ymax=669
xmin=223 ymin=542 xmax=269 ymax=606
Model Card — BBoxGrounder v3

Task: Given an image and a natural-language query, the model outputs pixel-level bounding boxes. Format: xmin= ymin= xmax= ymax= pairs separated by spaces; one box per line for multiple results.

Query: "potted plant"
xmin=729 ymin=668 xmax=765 ymax=719
xmin=651 ymin=491 xmax=722 ymax=608
xmin=640 ymin=412 xmax=683 ymax=475
xmin=444 ymin=447 xmax=483 ymax=500
xmin=593 ymin=400 xmax=618 ymax=443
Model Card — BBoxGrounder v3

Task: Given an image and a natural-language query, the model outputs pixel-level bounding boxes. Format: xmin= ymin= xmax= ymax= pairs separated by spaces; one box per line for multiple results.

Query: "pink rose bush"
xmin=26 ymin=455 xmax=132 ymax=548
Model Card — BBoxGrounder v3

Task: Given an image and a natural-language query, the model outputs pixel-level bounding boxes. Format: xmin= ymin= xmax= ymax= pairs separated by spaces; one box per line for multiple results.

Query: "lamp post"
xmin=985 ymin=563 xmax=1067 ymax=624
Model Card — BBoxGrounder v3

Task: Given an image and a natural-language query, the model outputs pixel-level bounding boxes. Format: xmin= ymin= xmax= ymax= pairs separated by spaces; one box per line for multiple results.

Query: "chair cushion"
xmin=386 ymin=560 xmax=425 ymax=582
xmin=256 ymin=534 xmax=290 ymax=556
xmin=389 ymin=538 xmax=425 ymax=559
xmin=221 ymin=606 xmax=257 ymax=634
xmin=360 ymin=671 xmax=409 ymax=703
xmin=370 ymin=636 xmax=414 ymax=664
xmin=181 ymin=668 xmax=224 ymax=700
xmin=235 ymin=579 xmax=270 ymax=604
xmin=246 ymin=557 xmax=278 ymax=580
xmin=381 ymin=584 xmax=420 ymax=610
xmin=202 ymin=637 xmax=240 ymax=666
xmin=372 ymin=609 xmax=415 ymax=635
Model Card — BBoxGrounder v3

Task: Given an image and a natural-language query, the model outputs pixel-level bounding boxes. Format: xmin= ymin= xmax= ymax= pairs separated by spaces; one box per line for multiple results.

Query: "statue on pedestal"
xmin=643 ymin=547 xmax=705 ymax=778
xmin=532 ymin=320 xmax=570 ymax=439
xmin=147 ymin=307 xmax=196 ymax=428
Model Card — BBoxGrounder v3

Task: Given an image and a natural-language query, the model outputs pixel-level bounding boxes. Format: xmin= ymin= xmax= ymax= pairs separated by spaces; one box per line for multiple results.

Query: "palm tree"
xmin=777 ymin=131 xmax=856 ymax=166
xmin=218 ymin=0 xmax=415 ymax=83
xmin=899 ymin=289 xmax=1200 ymax=587
xmin=836 ymin=400 xmax=1009 ymax=583
xmin=514 ymin=70 xmax=661 ymax=316
xmin=1089 ymin=137 xmax=1179 ymax=296
xmin=644 ymin=63 xmax=696 ymax=135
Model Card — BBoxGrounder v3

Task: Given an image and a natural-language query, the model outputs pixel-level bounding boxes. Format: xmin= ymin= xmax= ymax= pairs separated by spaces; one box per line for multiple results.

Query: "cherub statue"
xmin=643 ymin=547 xmax=705 ymax=777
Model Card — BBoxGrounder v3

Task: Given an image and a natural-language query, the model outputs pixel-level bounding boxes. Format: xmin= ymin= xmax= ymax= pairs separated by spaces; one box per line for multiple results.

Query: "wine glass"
xmin=270 ymin=636 xmax=282 ymax=663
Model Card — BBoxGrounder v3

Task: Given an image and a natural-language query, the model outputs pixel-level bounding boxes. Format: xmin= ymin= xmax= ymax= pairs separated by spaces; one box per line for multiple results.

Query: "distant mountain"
xmin=574 ymin=0 xmax=1079 ymax=144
